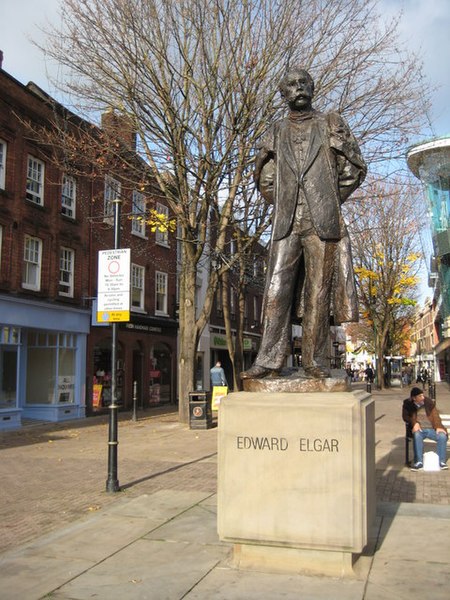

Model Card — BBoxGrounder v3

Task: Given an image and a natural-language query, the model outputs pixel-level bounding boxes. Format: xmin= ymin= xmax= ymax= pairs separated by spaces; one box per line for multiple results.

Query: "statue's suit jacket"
xmin=254 ymin=110 xmax=367 ymax=324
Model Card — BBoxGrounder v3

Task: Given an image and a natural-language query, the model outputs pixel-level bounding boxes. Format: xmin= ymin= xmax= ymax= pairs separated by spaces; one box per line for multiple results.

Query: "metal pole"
xmin=106 ymin=198 xmax=121 ymax=493
xmin=132 ymin=380 xmax=138 ymax=422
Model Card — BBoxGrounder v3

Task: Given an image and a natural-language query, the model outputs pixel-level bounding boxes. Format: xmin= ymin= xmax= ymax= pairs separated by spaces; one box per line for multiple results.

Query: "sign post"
xmin=99 ymin=197 xmax=130 ymax=493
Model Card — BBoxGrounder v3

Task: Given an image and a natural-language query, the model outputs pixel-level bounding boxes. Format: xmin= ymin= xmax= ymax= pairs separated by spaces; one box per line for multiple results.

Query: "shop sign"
xmin=243 ymin=338 xmax=252 ymax=351
xmin=212 ymin=334 xmax=227 ymax=348
xmin=92 ymin=384 xmax=103 ymax=408
xmin=58 ymin=376 xmax=75 ymax=403
xmin=211 ymin=385 xmax=228 ymax=411
xmin=97 ymin=249 xmax=131 ymax=322
xmin=125 ymin=323 xmax=162 ymax=333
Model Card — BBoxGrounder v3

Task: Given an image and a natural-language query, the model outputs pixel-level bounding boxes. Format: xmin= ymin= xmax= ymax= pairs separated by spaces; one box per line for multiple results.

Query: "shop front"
xmin=87 ymin=315 xmax=178 ymax=413
xmin=0 ymin=295 xmax=90 ymax=429
xmin=209 ymin=330 xmax=260 ymax=391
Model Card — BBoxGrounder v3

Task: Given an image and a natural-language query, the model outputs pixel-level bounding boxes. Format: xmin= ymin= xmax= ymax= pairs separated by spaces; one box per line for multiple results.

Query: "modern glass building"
xmin=407 ymin=137 xmax=450 ymax=381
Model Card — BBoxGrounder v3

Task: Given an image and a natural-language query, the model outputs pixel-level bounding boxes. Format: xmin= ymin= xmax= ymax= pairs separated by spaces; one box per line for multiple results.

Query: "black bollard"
xmin=132 ymin=380 xmax=138 ymax=422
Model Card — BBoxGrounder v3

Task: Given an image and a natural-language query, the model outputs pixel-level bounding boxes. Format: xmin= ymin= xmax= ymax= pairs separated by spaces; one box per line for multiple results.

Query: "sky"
xmin=1 ymin=0 xmax=449 ymax=131
xmin=1 ymin=0 xmax=449 ymax=135
xmin=1 ymin=0 xmax=449 ymax=301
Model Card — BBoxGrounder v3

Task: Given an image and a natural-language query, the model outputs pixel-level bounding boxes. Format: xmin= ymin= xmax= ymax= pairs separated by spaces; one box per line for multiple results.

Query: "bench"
xmin=405 ymin=414 xmax=450 ymax=465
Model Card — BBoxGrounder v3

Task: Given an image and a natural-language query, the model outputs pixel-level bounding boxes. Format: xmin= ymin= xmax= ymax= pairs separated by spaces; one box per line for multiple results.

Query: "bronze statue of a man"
xmin=241 ymin=68 xmax=366 ymax=380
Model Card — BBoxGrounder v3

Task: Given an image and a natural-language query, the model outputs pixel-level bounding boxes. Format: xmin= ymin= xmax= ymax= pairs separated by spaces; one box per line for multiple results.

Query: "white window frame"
xmin=59 ymin=247 xmax=75 ymax=297
xmin=61 ymin=174 xmax=76 ymax=219
xmin=0 ymin=138 xmax=6 ymax=190
xmin=230 ymin=289 xmax=236 ymax=317
xmin=253 ymin=296 xmax=259 ymax=323
xmin=216 ymin=282 xmax=223 ymax=315
xmin=131 ymin=263 xmax=145 ymax=310
xmin=155 ymin=271 xmax=168 ymax=315
xmin=131 ymin=190 xmax=146 ymax=237
xmin=22 ymin=235 xmax=42 ymax=291
xmin=155 ymin=202 xmax=169 ymax=247
xmin=26 ymin=155 xmax=45 ymax=205
xmin=104 ymin=175 xmax=121 ymax=221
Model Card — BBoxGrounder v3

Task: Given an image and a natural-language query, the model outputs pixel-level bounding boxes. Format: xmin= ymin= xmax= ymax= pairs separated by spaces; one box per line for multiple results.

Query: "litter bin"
xmin=189 ymin=391 xmax=212 ymax=429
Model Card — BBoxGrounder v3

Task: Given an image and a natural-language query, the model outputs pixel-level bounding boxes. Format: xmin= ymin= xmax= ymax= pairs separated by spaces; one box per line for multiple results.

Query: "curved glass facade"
xmin=407 ymin=138 xmax=450 ymax=316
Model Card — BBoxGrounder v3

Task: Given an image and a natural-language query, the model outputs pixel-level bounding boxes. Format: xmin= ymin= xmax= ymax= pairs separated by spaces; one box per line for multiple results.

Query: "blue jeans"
xmin=413 ymin=429 xmax=448 ymax=463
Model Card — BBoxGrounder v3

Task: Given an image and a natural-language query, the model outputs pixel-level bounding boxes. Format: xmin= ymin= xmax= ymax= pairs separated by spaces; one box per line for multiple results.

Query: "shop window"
xmin=59 ymin=247 xmax=75 ymax=297
xmin=0 ymin=327 xmax=21 ymax=345
xmin=22 ymin=235 xmax=42 ymax=291
xmin=25 ymin=331 xmax=76 ymax=405
xmin=61 ymin=174 xmax=76 ymax=218
xmin=0 ymin=326 xmax=20 ymax=409
xmin=92 ymin=341 xmax=123 ymax=409
xmin=0 ymin=349 xmax=18 ymax=408
xmin=155 ymin=271 xmax=168 ymax=315
xmin=26 ymin=155 xmax=45 ymax=205
xmin=0 ymin=138 xmax=6 ymax=190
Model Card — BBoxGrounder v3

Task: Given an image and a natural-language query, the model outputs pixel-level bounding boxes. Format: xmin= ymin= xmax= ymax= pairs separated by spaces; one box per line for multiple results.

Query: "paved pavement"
xmin=1 ymin=383 xmax=449 ymax=599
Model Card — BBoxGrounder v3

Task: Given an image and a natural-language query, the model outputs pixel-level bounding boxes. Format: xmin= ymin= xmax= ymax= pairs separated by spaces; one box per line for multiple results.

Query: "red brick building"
xmin=0 ymin=67 xmax=178 ymax=428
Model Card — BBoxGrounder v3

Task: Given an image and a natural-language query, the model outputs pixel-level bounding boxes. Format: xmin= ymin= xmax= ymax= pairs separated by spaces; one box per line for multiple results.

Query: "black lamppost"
xmin=106 ymin=197 xmax=121 ymax=493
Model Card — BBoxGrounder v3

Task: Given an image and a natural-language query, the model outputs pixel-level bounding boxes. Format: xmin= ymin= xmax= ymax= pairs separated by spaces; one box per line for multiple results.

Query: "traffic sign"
xmin=97 ymin=249 xmax=131 ymax=322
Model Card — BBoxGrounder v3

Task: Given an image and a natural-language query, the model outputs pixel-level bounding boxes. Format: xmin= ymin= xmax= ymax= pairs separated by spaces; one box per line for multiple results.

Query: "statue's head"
xmin=279 ymin=67 xmax=314 ymax=111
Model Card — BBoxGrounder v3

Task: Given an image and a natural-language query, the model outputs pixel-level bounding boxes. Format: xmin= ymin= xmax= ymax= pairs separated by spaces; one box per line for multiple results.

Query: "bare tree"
xmin=346 ymin=179 xmax=424 ymax=388
xmin=39 ymin=0 xmax=431 ymax=420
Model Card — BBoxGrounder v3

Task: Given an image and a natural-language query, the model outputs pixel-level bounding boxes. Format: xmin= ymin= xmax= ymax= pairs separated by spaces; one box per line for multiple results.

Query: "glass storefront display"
xmin=25 ymin=330 xmax=76 ymax=405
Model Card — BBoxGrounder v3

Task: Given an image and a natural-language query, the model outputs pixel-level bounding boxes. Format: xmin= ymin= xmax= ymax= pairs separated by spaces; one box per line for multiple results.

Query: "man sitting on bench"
xmin=402 ymin=387 xmax=448 ymax=471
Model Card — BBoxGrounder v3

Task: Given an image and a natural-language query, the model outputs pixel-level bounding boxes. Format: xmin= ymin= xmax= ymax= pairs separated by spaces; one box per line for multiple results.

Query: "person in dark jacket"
xmin=402 ymin=386 xmax=448 ymax=471
xmin=365 ymin=365 xmax=374 ymax=384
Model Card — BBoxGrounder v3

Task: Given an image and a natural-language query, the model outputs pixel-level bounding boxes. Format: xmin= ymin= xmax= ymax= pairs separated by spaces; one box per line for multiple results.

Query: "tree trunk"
xmin=177 ymin=262 xmax=199 ymax=424
xmin=232 ymin=286 xmax=246 ymax=391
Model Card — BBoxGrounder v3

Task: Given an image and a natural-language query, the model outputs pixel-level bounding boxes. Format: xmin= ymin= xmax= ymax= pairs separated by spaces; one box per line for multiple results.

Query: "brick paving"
xmin=0 ymin=408 xmax=218 ymax=554
xmin=1 ymin=383 xmax=449 ymax=555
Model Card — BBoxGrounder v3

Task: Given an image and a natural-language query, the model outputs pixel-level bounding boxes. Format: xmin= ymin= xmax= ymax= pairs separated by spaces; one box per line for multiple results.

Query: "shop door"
xmin=152 ymin=343 xmax=172 ymax=404
xmin=0 ymin=348 xmax=18 ymax=408
xmin=132 ymin=348 xmax=143 ymax=409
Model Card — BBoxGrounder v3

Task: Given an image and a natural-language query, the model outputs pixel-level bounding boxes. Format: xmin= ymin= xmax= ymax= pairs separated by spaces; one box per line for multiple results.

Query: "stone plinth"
xmin=242 ymin=368 xmax=349 ymax=393
xmin=217 ymin=390 xmax=375 ymax=577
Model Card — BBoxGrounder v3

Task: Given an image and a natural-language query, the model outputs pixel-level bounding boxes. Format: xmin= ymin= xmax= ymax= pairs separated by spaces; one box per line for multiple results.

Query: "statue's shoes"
xmin=303 ymin=366 xmax=331 ymax=379
xmin=240 ymin=365 xmax=280 ymax=379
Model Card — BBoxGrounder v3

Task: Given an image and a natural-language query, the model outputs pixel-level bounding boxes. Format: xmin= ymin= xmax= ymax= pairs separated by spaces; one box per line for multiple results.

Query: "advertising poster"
xmin=211 ymin=386 xmax=228 ymax=411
